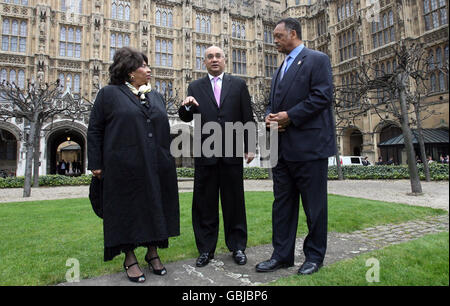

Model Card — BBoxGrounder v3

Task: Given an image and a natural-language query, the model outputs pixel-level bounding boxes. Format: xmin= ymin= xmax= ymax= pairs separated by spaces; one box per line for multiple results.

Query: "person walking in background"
xmin=88 ymin=47 xmax=179 ymax=283
xmin=178 ymin=45 xmax=255 ymax=268
xmin=362 ymin=156 xmax=371 ymax=166
xmin=386 ymin=157 xmax=395 ymax=165
xmin=255 ymin=18 xmax=335 ymax=276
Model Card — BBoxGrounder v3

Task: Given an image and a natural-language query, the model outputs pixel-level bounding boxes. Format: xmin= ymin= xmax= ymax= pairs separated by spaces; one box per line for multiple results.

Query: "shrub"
xmin=0 ymin=164 xmax=447 ymax=188
xmin=328 ymin=163 xmax=449 ymax=181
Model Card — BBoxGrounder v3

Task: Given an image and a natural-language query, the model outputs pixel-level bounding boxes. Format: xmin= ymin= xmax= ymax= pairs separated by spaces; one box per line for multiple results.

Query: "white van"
xmin=328 ymin=156 xmax=365 ymax=166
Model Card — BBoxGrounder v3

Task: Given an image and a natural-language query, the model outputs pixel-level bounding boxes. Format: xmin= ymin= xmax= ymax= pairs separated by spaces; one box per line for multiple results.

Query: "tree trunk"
xmin=414 ymin=106 xmax=430 ymax=182
xmin=33 ymin=122 xmax=42 ymax=187
xmin=398 ymin=72 xmax=422 ymax=194
xmin=331 ymin=103 xmax=344 ymax=180
xmin=23 ymin=121 xmax=36 ymax=197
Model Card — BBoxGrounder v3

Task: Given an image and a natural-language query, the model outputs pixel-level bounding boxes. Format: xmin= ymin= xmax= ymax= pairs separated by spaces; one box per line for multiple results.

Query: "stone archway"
xmin=0 ymin=125 xmax=19 ymax=176
xmin=45 ymin=121 xmax=87 ymax=175
xmin=342 ymin=127 xmax=363 ymax=156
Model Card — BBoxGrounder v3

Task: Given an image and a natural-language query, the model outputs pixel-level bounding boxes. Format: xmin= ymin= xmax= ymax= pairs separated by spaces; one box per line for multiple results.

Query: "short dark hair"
xmin=108 ymin=47 xmax=148 ymax=85
xmin=276 ymin=17 xmax=302 ymax=40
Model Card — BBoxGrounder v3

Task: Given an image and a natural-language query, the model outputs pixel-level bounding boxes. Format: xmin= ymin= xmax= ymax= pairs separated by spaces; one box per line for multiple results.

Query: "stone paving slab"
xmin=59 ymin=214 xmax=448 ymax=286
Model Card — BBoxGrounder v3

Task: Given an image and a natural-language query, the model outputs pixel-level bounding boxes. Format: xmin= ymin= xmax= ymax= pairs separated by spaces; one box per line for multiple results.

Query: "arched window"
xmin=156 ymin=10 xmax=161 ymax=26
xmin=196 ymin=17 xmax=200 ymax=31
xmin=74 ymin=74 xmax=80 ymax=93
xmin=168 ymin=12 xmax=173 ymax=27
xmin=162 ymin=12 xmax=167 ymax=27
xmin=1 ymin=69 xmax=7 ymax=82
xmin=9 ymin=70 xmax=16 ymax=84
xmin=111 ymin=2 xmax=116 ymax=18
xmin=125 ymin=6 xmax=130 ymax=20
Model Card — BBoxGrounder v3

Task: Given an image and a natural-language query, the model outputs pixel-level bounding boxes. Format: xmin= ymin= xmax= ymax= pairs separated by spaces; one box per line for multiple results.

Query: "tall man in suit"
xmin=255 ymin=18 xmax=336 ymax=275
xmin=178 ymin=46 xmax=255 ymax=267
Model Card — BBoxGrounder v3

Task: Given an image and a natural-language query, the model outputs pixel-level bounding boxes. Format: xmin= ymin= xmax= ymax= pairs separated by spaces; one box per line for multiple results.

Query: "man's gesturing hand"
xmin=182 ymin=96 xmax=199 ymax=107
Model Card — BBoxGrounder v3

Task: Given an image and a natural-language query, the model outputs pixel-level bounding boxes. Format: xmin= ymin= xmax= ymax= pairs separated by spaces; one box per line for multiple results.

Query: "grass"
xmin=0 ymin=192 xmax=446 ymax=285
xmin=269 ymin=232 xmax=449 ymax=286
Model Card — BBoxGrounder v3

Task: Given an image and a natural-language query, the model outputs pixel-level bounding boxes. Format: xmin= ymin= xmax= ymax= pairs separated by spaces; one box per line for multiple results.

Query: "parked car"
xmin=328 ymin=156 xmax=368 ymax=166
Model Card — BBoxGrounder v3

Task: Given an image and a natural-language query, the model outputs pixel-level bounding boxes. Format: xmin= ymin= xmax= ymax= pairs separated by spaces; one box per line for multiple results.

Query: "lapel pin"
xmin=298 ymin=60 xmax=302 ymax=65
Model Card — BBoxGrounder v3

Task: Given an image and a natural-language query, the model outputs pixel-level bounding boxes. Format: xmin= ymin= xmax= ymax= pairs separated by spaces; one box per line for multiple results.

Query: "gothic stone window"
xmin=1 ymin=18 xmax=27 ymax=53
xmin=58 ymin=72 xmax=81 ymax=94
xmin=59 ymin=26 xmax=82 ymax=58
xmin=337 ymin=0 xmax=354 ymax=22
xmin=0 ymin=68 xmax=25 ymax=89
xmin=338 ymin=28 xmax=357 ymax=62
xmin=61 ymin=0 xmax=82 ymax=14
xmin=155 ymin=39 xmax=173 ymax=67
xmin=156 ymin=6 xmax=173 ymax=28
xmin=429 ymin=44 xmax=449 ymax=92
xmin=196 ymin=13 xmax=211 ymax=34
xmin=111 ymin=0 xmax=131 ymax=21
xmin=371 ymin=10 xmax=395 ymax=49
xmin=265 ymin=53 xmax=278 ymax=77
xmin=110 ymin=32 xmax=130 ymax=61
xmin=196 ymin=44 xmax=208 ymax=71
xmin=232 ymin=49 xmax=247 ymax=75
xmin=423 ymin=0 xmax=448 ymax=31
xmin=232 ymin=20 xmax=246 ymax=39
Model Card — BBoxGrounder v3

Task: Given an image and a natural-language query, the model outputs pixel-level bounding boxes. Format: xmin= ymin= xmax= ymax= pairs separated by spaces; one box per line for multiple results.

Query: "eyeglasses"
xmin=205 ymin=53 xmax=224 ymax=60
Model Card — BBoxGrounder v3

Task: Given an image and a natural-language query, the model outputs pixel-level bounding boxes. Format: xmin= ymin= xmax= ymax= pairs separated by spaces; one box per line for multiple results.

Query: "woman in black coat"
xmin=87 ymin=47 xmax=180 ymax=283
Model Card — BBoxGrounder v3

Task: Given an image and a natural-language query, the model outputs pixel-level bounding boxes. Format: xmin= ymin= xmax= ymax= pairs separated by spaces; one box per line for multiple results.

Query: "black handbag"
xmin=89 ymin=176 xmax=103 ymax=218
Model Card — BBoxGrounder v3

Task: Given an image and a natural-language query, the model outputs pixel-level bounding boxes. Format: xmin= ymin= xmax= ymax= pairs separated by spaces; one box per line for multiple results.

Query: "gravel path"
xmin=1 ymin=179 xmax=448 ymax=211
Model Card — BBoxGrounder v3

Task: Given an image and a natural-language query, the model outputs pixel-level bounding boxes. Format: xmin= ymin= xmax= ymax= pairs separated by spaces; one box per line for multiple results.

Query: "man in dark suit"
xmin=255 ymin=18 xmax=335 ymax=275
xmin=178 ymin=46 xmax=255 ymax=267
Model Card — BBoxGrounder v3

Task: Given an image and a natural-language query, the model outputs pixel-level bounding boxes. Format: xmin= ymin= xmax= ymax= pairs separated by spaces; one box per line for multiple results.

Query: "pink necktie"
xmin=213 ymin=76 xmax=221 ymax=107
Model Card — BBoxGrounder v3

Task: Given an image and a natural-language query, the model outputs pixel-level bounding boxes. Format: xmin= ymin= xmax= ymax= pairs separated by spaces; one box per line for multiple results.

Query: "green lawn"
xmin=0 ymin=192 xmax=446 ymax=285
xmin=270 ymin=232 xmax=449 ymax=286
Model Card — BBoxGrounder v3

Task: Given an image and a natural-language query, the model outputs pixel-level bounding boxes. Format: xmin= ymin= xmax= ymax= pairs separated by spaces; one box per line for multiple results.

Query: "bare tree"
xmin=0 ymin=77 xmax=92 ymax=197
xmin=333 ymin=40 xmax=439 ymax=194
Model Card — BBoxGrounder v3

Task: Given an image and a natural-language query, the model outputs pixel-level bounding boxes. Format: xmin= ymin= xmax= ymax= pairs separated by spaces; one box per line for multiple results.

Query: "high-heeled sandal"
xmin=145 ymin=255 xmax=167 ymax=276
xmin=123 ymin=262 xmax=146 ymax=283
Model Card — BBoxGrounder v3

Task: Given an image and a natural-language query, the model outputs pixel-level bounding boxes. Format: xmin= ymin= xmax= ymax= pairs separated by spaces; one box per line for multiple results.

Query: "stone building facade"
xmin=0 ymin=0 xmax=448 ymax=176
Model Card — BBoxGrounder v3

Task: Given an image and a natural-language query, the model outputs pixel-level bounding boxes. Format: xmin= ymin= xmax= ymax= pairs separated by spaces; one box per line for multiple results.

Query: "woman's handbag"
xmin=89 ymin=176 xmax=103 ymax=218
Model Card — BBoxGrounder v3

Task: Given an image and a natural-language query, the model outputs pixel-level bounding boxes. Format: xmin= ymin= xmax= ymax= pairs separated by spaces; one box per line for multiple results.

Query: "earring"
xmin=130 ymin=75 xmax=135 ymax=79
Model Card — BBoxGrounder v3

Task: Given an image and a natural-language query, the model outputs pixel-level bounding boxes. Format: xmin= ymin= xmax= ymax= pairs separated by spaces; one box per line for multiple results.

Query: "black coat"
xmin=178 ymin=73 xmax=254 ymax=165
xmin=87 ymin=84 xmax=179 ymax=258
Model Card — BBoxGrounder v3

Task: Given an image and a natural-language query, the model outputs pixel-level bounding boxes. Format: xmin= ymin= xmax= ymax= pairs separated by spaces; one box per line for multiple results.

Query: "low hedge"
xmin=0 ymin=164 xmax=447 ymax=188
xmin=327 ymin=163 xmax=449 ymax=181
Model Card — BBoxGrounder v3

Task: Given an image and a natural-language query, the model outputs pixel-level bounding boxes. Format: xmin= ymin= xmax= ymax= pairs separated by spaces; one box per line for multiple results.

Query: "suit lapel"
xmin=274 ymin=48 xmax=308 ymax=109
xmin=219 ymin=73 xmax=231 ymax=107
xmin=270 ymin=66 xmax=282 ymax=108
xmin=200 ymin=76 xmax=219 ymax=109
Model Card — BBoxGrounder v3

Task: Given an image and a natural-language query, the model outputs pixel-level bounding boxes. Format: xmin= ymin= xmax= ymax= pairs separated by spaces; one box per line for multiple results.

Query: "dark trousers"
xmin=271 ymin=157 xmax=328 ymax=265
xmin=192 ymin=160 xmax=247 ymax=254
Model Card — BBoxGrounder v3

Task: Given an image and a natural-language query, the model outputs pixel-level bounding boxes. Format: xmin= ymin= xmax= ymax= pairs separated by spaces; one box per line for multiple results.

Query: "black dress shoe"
xmin=298 ymin=261 xmax=323 ymax=275
xmin=232 ymin=250 xmax=247 ymax=265
xmin=255 ymin=259 xmax=292 ymax=272
xmin=196 ymin=252 xmax=214 ymax=267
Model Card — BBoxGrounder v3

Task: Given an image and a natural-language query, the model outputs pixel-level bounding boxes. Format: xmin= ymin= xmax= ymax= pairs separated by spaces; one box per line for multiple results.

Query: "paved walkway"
xmin=1 ymin=179 xmax=449 ymax=211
